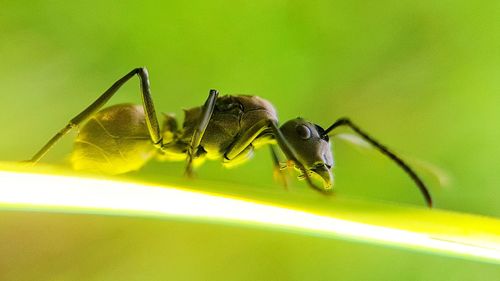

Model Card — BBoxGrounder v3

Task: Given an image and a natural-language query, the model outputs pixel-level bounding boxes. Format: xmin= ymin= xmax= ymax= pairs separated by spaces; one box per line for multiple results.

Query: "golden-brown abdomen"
xmin=71 ymin=104 xmax=156 ymax=174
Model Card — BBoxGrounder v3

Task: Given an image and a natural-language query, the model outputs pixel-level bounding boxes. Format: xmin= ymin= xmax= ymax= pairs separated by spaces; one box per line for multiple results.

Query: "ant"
xmin=28 ymin=67 xmax=432 ymax=207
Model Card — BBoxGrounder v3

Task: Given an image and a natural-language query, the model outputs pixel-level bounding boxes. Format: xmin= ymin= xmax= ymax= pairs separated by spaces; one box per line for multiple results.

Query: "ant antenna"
xmin=323 ymin=118 xmax=432 ymax=207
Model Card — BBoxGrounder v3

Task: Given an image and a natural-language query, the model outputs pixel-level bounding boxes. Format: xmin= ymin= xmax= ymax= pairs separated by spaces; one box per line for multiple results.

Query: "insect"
xmin=28 ymin=67 xmax=432 ymax=207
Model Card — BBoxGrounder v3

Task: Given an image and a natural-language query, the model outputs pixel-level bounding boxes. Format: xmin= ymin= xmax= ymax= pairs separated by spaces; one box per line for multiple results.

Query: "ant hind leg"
xmin=28 ymin=67 xmax=163 ymax=163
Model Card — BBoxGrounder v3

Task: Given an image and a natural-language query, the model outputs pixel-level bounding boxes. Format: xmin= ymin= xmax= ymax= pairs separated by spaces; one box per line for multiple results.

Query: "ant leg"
xmin=268 ymin=121 xmax=326 ymax=193
xmin=224 ymin=119 xmax=269 ymax=160
xmin=323 ymin=118 xmax=432 ymax=207
xmin=185 ymin=89 xmax=219 ymax=177
xmin=222 ymin=145 xmax=254 ymax=169
xmin=270 ymin=145 xmax=288 ymax=189
xmin=28 ymin=67 xmax=162 ymax=163
xmin=222 ymin=118 xmax=274 ymax=169
xmin=223 ymin=119 xmax=288 ymax=188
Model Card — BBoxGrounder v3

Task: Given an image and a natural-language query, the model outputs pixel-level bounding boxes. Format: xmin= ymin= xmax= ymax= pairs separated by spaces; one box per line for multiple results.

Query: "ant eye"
xmin=296 ymin=124 xmax=311 ymax=140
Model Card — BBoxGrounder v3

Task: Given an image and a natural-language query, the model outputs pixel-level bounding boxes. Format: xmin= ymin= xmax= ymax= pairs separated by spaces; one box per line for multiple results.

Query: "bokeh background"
xmin=1 ymin=1 xmax=500 ymax=280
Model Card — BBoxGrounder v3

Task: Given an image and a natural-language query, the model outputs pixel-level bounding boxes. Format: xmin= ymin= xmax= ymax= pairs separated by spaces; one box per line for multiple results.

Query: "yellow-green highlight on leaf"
xmin=0 ymin=162 xmax=499 ymax=265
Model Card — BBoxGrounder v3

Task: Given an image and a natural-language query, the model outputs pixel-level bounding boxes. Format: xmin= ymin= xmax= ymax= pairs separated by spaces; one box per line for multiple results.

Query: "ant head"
xmin=280 ymin=118 xmax=334 ymax=190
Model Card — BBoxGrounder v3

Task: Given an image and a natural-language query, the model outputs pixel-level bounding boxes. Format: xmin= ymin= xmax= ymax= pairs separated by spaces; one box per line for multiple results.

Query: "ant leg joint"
xmin=153 ymin=138 xmax=164 ymax=149
xmin=337 ymin=117 xmax=351 ymax=125
xmin=135 ymin=67 xmax=148 ymax=74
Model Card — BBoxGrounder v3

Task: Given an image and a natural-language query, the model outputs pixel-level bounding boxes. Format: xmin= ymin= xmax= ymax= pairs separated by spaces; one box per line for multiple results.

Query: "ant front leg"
xmin=223 ymin=119 xmax=288 ymax=188
xmin=270 ymin=145 xmax=289 ymax=189
xmin=28 ymin=67 xmax=163 ymax=163
xmin=185 ymin=89 xmax=219 ymax=177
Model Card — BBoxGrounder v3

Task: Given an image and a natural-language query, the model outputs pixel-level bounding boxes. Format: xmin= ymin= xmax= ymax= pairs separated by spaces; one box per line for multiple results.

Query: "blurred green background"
xmin=1 ymin=0 xmax=500 ymax=280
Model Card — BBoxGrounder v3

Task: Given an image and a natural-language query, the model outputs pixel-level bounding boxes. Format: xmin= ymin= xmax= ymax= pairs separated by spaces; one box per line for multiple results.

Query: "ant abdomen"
xmin=71 ymin=104 xmax=156 ymax=174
